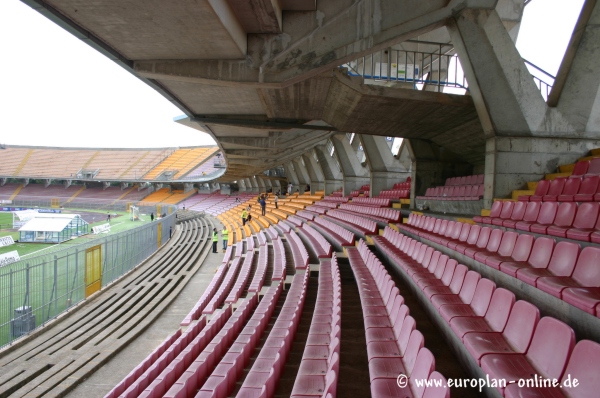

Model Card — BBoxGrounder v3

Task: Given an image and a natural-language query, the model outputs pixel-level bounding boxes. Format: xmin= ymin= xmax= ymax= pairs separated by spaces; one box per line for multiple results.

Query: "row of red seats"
xmin=350 ymin=197 xmax=391 ymax=207
xmin=164 ymin=286 xmax=277 ymax=397
xmin=419 ymin=185 xmax=484 ymax=201
xmin=306 ymin=205 xmax=329 ymax=214
xmin=287 ymin=216 xmax=305 ymax=228
xmin=285 ymin=229 xmax=310 ymax=269
xmin=299 ymin=223 xmax=333 ymax=258
xmin=477 ymin=200 xmax=600 ymax=242
xmin=322 ymin=196 xmax=350 ymax=203
xmin=339 ymin=203 xmax=402 ymax=223
xmin=256 ymin=231 xmax=267 ymax=246
xmin=311 ymin=216 xmax=355 ymax=247
xmin=349 ymin=240 xmax=450 ymax=398
xmin=567 ymin=158 xmax=600 ymax=178
xmin=114 ymin=309 xmax=228 ymax=398
xmin=181 ymin=259 xmax=229 ymax=326
xmin=291 ymin=255 xmax=340 ymax=397
xmin=374 ymin=227 xmax=600 ymax=398
xmin=393 ymin=181 xmax=411 ymax=190
xmin=246 ymin=236 xmax=255 ymax=251
xmin=326 ymin=209 xmax=378 ymax=235
xmin=519 ymin=175 xmax=600 ymax=202
xmin=296 ymin=210 xmax=315 ymax=221
xmin=445 ymin=174 xmax=484 ymax=186
xmin=265 ymin=226 xmax=279 ymax=241
xmin=225 ymin=250 xmax=255 ymax=304
xmin=204 ymin=257 xmax=243 ymax=314
xmin=403 ymin=214 xmax=600 ymax=316
xmin=272 ymin=238 xmax=286 ymax=281
xmin=237 ymin=271 xmax=312 ymax=397
xmin=248 ymin=245 xmax=268 ymax=293
xmin=145 ymin=298 xmax=259 ymax=398
xmin=376 ymin=189 xmax=409 ymax=199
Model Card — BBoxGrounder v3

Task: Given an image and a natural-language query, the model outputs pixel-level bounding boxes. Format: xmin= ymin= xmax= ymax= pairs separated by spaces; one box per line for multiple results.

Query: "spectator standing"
xmin=274 ymin=194 xmax=278 ymax=209
xmin=150 ymin=213 xmax=154 ymax=222
xmin=221 ymin=227 xmax=229 ymax=251
xmin=212 ymin=228 xmax=218 ymax=253
xmin=169 ymin=226 xmax=172 ymax=238
xmin=107 ymin=213 xmax=111 ymax=223
xmin=287 ymin=183 xmax=293 ymax=195
xmin=259 ymin=197 xmax=266 ymax=216
xmin=241 ymin=208 xmax=248 ymax=226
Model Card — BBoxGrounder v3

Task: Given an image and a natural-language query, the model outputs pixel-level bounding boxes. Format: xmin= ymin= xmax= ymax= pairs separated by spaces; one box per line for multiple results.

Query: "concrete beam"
xmin=285 ymin=162 xmax=300 ymax=186
xmin=135 ymin=0 xmax=499 ymax=86
xmin=292 ymin=158 xmax=310 ymax=188
xmin=315 ymin=145 xmax=343 ymax=194
xmin=330 ymin=134 xmax=369 ymax=178
xmin=552 ymin=0 xmax=600 ymax=134
xmin=228 ymin=0 xmax=282 ymax=33
xmin=358 ymin=134 xmax=411 ymax=196
xmin=207 ymin=0 xmax=248 ymax=56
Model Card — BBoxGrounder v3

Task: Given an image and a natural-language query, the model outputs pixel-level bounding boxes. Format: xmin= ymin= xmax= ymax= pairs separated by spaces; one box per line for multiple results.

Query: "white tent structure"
xmin=19 ymin=214 xmax=89 ymax=243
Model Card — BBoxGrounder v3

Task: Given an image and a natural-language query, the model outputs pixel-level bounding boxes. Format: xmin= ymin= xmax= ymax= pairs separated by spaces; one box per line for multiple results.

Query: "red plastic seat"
xmin=574 ymin=175 xmax=600 ymax=202
xmin=516 ymin=241 xmax=579 ymax=287
xmin=547 ymin=202 xmax=577 ymax=237
xmin=486 ymin=233 xmax=533 ymax=271
xmin=454 ymin=225 xmax=481 ymax=255
xmin=422 ymin=371 xmax=450 ymax=398
xmin=536 ymin=246 xmax=600 ymax=300
xmin=431 ymin=271 xmax=481 ymax=310
xmin=463 ymin=300 xmax=539 ymax=364
xmin=464 ymin=227 xmax=492 ymax=259
xmin=480 ymin=201 xmax=503 ymax=224
xmin=492 ymin=201 xmax=514 ymax=226
xmin=523 ymin=180 xmax=550 ymax=202
xmin=566 ymin=202 xmax=600 ymax=242
xmin=529 ymin=202 xmax=559 ymax=234
xmin=502 ymin=201 xmax=526 ymax=229
xmin=500 ymin=237 xmax=554 ymax=278
xmin=439 ymin=279 xmax=495 ymax=322
xmin=408 ymin=348 xmax=436 ymax=398
xmin=473 ymin=229 xmax=504 ymax=264
xmin=515 ymin=202 xmax=541 ymax=232
xmin=503 ymin=339 xmax=600 ymax=398
xmin=557 ymin=177 xmax=582 ymax=201
xmin=586 ymin=158 xmax=600 ymax=176
xmin=570 ymin=160 xmax=590 ymax=177
xmin=447 ymin=223 xmax=471 ymax=251
xmin=480 ymin=317 xmax=575 ymax=396
xmin=449 ymin=288 xmax=515 ymax=340
xmin=542 ymin=178 xmax=567 ymax=201
xmin=423 ymin=264 xmax=467 ymax=300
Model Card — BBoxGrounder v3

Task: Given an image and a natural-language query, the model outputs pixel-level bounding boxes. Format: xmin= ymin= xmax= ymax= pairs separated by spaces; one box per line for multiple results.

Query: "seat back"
xmin=484 ymin=288 xmax=516 ymax=332
xmin=571 ymin=246 xmax=600 ymax=287
xmin=527 ymin=237 xmax=555 ymax=268
xmin=536 ymin=201 xmax=559 ymax=225
xmin=444 ymin=221 xmax=456 ymax=238
xmin=499 ymin=201 xmax=515 ymax=220
xmin=395 ymin=315 xmax=416 ymax=355
xmin=440 ymin=259 xmax=457 ymax=285
xmin=522 ymin=202 xmax=541 ymax=222
xmin=547 ymin=241 xmax=580 ymax=277
xmin=489 ymin=201 xmax=503 ymax=218
xmin=572 ymin=160 xmax=590 ymax=176
xmin=428 ymin=251 xmax=442 ymax=273
xmin=466 ymin=225 xmax=481 ymax=245
xmin=409 ymin=348 xmax=436 ymax=398
xmin=559 ymin=340 xmax=600 ymax=397
xmin=562 ymin=177 xmax=582 ymax=194
xmin=475 ymin=227 xmax=492 ymax=249
xmin=510 ymin=233 xmax=535 ymax=262
xmin=485 ymin=228 xmax=504 ymax=253
xmin=572 ymin=202 xmax=600 ymax=229
xmin=578 ymin=175 xmax=600 ymax=195
xmin=423 ymin=371 xmax=450 ymax=398
xmin=457 ymin=223 xmax=472 ymax=242
xmin=403 ymin=330 xmax=425 ymax=375
xmin=449 ymin=222 xmax=462 ymax=240
xmin=547 ymin=178 xmax=566 ymax=196
xmin=449 ymin=264 xmax=468 ymax=294
xmin=470 ymin=279 xmax=496 ymax=316
xmin=554 ymin=202 xmax=577 ymax=227
xmin=510 ymin=201 xmax=527 ymax=221
xmin=526 ymin=317 xmax=575 ymax=381
xmin=458 ymin=271 xmax=482 ymax=304
xmin=503 ymin=301 xmax=540 ymax=353
xmin=587 ymin=158 xmax=600 ymax=175
xmin=533 ymin=179 xmax=551 ymax=196
xmin=497 ymin=231 xmax=518 ymax=257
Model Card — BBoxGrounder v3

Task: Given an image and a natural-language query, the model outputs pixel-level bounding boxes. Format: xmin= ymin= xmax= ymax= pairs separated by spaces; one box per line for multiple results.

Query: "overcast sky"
xmin=0 ymin=0 xmax=585 ymax=149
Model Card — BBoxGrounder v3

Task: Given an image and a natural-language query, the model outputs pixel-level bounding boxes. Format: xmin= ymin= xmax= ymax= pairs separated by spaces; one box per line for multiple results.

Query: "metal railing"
xmin=0 ymin=203 xmax=176 ymax=349
xmin=343 ymin=44 xmax=555 ymax=100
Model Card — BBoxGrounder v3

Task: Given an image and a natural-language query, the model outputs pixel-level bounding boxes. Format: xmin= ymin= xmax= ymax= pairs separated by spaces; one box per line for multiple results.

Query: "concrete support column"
xmin=238 ymin=179 xmax=247 ymax=192
xmin=315 ymin=145 xmax=343 ymax=195
xmin=120 ymin=182 xmax=129 ymax=190
xmin=292 ymin=159 xmax=310 ymax=193
xmin=248 ymin=177 xmax=259 ymax=194
xmin=330 ymin=134 xmax=369 ymax=196
xmin=0 ymin=178 xmax=6 ymax=186
xmin=485 ymin=136 xmax=600 ymax=205
xmin=183 ymin=183 xmax=194 ymax=193
xmin=256 ymin=177 xmax=266 ymax=193
xmin=284 ymin=162 xmax=300 ymax=192
xmin=359 ymin=135 xmax=411 ymax=197
xmin=44 ymin=179 xmax=52 ymax=188
xmin=302 ymin=153 xmax=325 ymax=194
xmin=103 ymin=182 xmax=110 ymax=190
